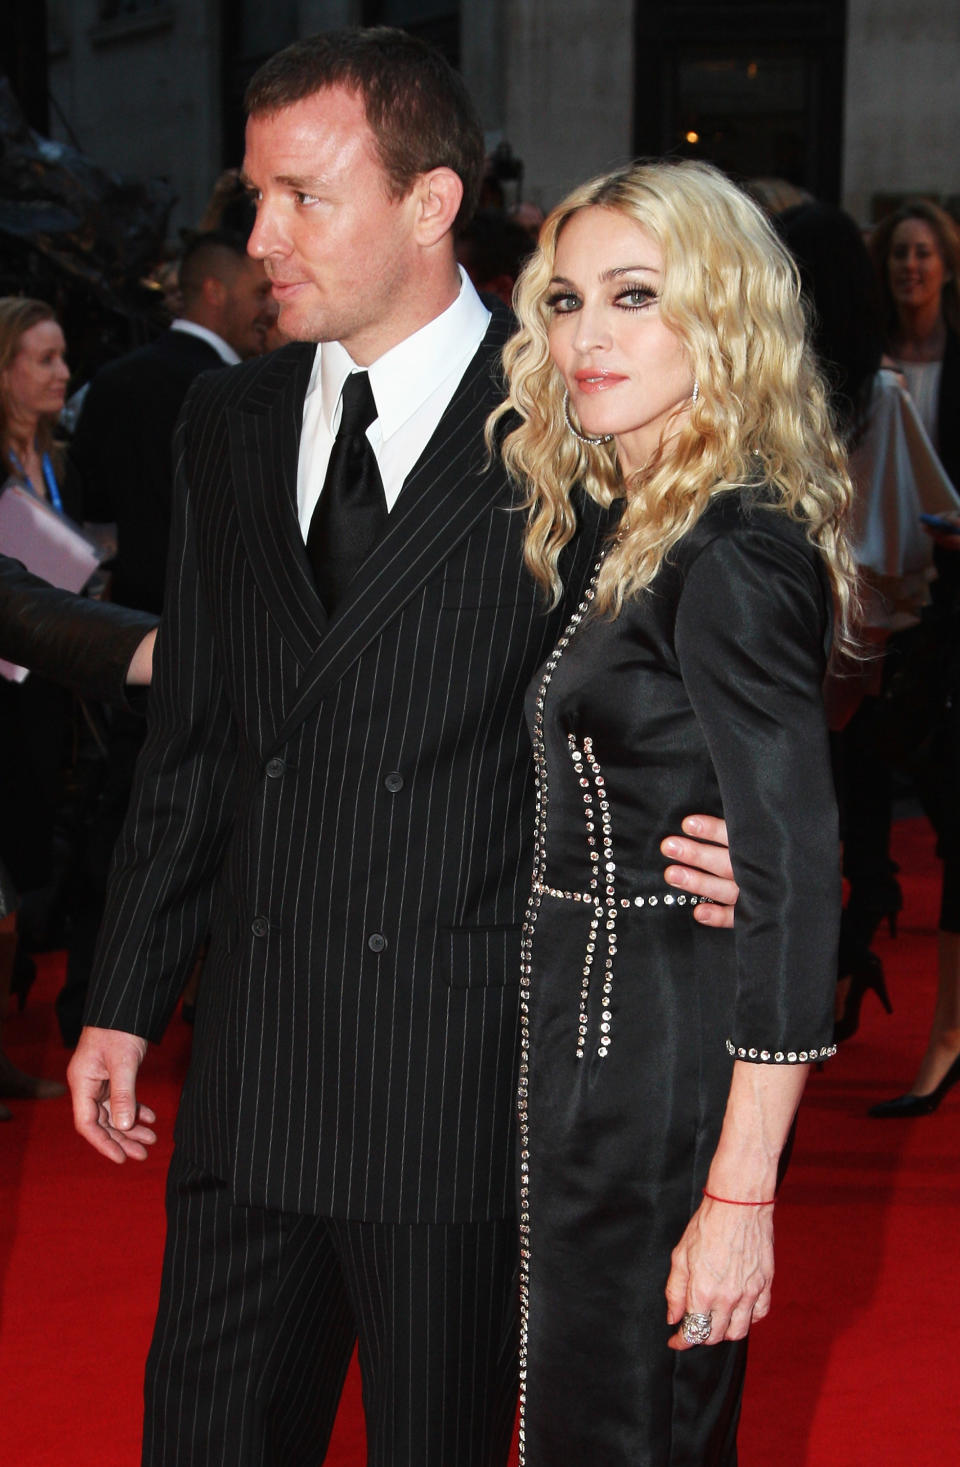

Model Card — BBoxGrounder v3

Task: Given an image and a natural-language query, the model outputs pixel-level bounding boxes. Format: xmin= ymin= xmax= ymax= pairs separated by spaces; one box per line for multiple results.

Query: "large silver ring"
xmin=681 ymin=1310 xmax=713 ymax=1346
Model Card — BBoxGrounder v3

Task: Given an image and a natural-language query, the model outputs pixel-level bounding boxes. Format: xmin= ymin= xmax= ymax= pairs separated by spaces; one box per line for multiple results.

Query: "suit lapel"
xmin=269 ymin=312 xmax=517 ymax=751
xmin=229 ymin=342 xmax=327 ymax=663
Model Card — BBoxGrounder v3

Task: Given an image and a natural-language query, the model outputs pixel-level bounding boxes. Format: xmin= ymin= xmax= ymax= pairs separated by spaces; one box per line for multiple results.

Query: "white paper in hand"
xmin=0 ymin=483 xmax=101 ymax=680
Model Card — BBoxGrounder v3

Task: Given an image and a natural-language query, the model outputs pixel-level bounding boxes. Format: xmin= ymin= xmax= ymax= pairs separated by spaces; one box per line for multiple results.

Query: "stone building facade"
xmin=39 ymin=0 xmax=960 ymax=234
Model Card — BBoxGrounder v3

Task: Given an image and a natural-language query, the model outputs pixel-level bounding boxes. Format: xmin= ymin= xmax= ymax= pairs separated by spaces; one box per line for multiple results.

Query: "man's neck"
xmin=344 ymin=259 xmax=463 ymax=368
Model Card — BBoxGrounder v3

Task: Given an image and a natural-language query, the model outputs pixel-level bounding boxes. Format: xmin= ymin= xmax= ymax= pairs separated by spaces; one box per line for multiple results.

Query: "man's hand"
xmin=67 ymin=1026 xmax=156 ymax=1163
xmin=125 ymin=627 xmax=157 ymax=685
xmin=661 ymin=814 xmax=738 ymax=928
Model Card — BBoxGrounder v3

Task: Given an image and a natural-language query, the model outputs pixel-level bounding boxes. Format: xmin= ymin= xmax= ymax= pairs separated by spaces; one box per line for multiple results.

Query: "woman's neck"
xmin=5 ymin=412 xmax=40 ymax=466
xmin=893 ymin=304 xmax=947 ymax=363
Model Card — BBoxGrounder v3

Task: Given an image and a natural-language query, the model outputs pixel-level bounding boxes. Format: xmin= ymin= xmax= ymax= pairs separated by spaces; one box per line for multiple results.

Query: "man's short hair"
xmin=178 ymin=231 xmax=250 ymax=303
xmin=244 ymin=27 xmax=485 ymax=231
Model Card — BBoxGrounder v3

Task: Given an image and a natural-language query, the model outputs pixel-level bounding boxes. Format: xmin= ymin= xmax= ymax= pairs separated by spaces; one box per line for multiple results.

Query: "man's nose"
xmin=248 ymin=204 xmax=286 ymax=259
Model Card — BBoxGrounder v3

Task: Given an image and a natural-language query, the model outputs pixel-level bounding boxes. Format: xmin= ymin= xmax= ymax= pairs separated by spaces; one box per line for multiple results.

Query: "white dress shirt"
xmin=297 ymin=267 xmax=491 ymax=536
xmin=170 ymin=319 xmax=241 ymax=367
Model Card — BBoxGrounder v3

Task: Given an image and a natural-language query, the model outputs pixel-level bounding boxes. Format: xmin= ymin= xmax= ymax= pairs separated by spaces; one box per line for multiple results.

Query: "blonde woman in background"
xmin=492 ymin=160 xmax=856 ymax=1465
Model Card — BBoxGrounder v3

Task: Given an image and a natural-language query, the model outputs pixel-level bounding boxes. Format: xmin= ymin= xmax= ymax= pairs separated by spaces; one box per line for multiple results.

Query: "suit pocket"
xmin=438 ymin=926 xmax=522 ymax=989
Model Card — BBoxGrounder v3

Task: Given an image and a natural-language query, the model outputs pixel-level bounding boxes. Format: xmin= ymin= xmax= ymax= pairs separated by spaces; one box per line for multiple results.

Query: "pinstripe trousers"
xmin=143 ymin=1151 xmax=519 ymax=1467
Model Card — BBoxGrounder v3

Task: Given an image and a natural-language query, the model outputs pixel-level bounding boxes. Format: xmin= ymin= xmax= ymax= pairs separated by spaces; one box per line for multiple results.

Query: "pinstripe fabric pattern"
xmin=84 ymin=309 xmax=611 ymax=1223
xmin=144 ymin=1153 xmax=517 ymax=1467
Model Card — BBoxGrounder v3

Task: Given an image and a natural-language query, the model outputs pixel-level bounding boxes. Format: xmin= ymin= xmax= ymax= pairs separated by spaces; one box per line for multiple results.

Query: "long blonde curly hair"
xmin=489 ymin=160 xmax=858 ymax=644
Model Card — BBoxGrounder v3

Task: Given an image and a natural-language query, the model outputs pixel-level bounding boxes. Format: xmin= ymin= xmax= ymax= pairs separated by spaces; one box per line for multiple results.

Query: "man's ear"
xmin=202 ymin=275 xmax=228 ymax=311
xmin=413 ymin=167 xmax=464 ymax=248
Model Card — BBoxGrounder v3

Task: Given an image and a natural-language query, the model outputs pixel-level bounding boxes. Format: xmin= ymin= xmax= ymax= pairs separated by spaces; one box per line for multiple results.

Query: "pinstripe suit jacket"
xmin=84 ymin=310 xmax=609 ymax=1223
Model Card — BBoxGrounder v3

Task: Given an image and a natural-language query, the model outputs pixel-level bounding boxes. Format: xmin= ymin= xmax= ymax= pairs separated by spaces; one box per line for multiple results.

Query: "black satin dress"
xmin=517 ymin=491 xmax=840 ymax=1466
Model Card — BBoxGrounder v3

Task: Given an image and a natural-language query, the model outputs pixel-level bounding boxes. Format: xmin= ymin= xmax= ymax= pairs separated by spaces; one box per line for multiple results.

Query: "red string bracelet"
xmin=703 ymin=1189 xmax=775 ymax=1206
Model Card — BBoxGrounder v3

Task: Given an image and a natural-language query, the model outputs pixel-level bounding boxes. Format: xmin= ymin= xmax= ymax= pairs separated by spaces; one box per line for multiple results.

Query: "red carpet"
xmin=1 ymin=817 xmax=958 ymax=1464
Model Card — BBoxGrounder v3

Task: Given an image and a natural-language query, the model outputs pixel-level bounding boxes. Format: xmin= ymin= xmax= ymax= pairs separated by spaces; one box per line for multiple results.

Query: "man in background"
xmin=73 ymin=230 xmax=275 ymax=614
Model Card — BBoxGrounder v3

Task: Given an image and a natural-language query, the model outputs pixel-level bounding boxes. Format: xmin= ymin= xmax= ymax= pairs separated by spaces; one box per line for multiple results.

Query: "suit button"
xmin=251 ymin=917 xmax=269 ymax=937
xmin=265 ymin=757 xmax=285 ymax=778
xmin=384 ymin=771 xmax=404 ymax=793
xmin=367 ymin=932 xmax=387 ymax=953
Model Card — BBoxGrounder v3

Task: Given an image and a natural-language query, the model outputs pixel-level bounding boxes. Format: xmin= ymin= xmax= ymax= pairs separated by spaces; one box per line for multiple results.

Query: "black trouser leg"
xmin=143 ymin=1153 xmax=355 ymax=1467
xmin=331 ymin=1215 xmax=518 ymax=1467
xmin=144 ymin=1151 xmax=518 ymax=1467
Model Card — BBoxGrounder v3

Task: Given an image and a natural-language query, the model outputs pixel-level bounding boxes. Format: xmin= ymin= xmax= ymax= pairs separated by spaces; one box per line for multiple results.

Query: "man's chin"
xmin=272 ymin=291 xmax=333 ymax=344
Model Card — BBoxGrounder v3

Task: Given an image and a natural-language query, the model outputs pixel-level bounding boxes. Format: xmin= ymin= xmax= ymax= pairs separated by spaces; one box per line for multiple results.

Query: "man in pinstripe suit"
xmin=67 ymin=29 xmax=738 ymax=1467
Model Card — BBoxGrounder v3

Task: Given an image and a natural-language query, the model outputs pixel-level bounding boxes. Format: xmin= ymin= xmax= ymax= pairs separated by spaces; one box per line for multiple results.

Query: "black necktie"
xmin=307 ymin=371 xmax=387 ymax=613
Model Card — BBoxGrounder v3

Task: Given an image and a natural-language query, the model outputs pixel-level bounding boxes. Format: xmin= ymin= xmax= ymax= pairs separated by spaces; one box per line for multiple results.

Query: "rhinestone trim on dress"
xmin=536 ymin=732 xmax=707 ymax=1060
xmin=724 ymin=1037 xmax=837 ymax=1062
xmin=517 ymin=553 xmax=605 ymax=1467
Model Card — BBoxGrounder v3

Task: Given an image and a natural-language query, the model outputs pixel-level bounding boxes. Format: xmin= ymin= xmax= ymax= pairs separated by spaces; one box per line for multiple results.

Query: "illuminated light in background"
xmin=685 ymin=130 xmax=699 ymax=144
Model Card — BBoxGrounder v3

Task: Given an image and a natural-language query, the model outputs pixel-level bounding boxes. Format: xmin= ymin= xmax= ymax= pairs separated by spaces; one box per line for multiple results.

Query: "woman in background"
xmin=866 ymin=202 xmax=960 ymax=1114
xmin=493 ymin=160 xmax=854 ymax=1465
xmin=1 ymin=297 xmax=82 ymax=1105
xmin=1 ymin=297 xmax=73 ymax=510
xmin=778 ymin=202 xmax=960 ymax=1045
xmin=869 ymin=199 xmax=960 ymax=486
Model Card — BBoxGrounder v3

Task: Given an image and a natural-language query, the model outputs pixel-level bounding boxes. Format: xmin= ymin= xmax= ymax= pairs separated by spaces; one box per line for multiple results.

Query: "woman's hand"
xmin=663 ymin=1058 xmax=807 ymax=1349
xmin=665 ymin=1193 xmax=775 ymax=1349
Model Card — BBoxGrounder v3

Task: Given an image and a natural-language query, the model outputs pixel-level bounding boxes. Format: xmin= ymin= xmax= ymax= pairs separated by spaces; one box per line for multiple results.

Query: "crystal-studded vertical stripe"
xmin=516 ymin=554 xmax=605 ymax=1465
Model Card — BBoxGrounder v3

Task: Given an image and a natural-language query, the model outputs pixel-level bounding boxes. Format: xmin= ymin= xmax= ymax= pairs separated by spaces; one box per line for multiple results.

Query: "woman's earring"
xmin=692 ymin=380 xmax=700 ymax=404
xmin=563 ymin=389 xmax=613 ymax=446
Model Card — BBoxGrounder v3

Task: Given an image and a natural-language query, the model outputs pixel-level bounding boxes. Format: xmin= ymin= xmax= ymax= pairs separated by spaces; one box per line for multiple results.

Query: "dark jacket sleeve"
xmin=82 ymin=404 xmax=240 ymax=1041
xmin=674 ymin=518 xmax=840 ymax=1061
xmin=0 ymin=553 xmax=157 ymax=706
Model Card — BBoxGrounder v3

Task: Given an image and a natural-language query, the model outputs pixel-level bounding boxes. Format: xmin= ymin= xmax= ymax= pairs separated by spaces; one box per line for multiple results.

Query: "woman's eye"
xmin=617 ymin=287 xmax=657 ymax=310
xmin=546 ymin=291 xmax=580 ymax=314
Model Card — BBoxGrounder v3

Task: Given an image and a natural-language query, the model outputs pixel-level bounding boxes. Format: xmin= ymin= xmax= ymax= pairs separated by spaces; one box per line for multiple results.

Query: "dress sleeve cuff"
xmin=726 ymin=1038 xmax=837 ymax=1063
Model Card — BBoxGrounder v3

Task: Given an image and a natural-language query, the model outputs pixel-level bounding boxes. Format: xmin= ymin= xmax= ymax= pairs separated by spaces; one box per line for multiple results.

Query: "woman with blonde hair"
xmin=493 ymin=160 xmax=855 ymax=1465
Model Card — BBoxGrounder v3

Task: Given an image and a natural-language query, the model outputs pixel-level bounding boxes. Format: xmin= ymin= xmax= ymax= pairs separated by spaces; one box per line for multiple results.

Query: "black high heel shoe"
xmin=868 ymin=1052 xmax=960 ymax=1117
xmin=834 ymin=952 xmax=893 ymax=1043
